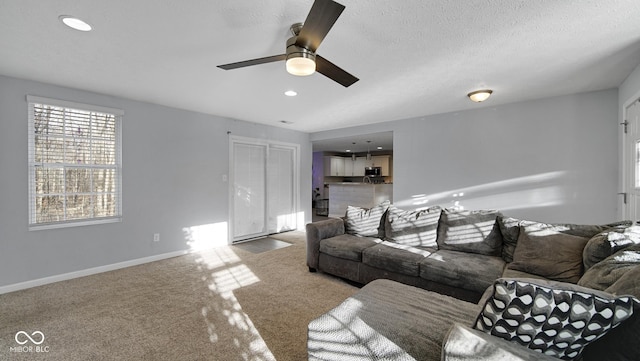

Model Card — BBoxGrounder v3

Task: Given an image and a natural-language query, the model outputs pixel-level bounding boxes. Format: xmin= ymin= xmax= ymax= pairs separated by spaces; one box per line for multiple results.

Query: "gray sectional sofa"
xmin=307 ymin=202 xmax=629 ymax=302
xmin=306 ymin=202 xmax=640 ymax=360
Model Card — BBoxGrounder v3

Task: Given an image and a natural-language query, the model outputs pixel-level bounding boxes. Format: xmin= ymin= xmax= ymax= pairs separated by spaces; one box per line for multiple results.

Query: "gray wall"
xmin=312 ymin=89 xmax=620 ymax=224
xmin=620 ymin=62 xmax=640 ymax=107
xmin=0 ymin=75 xmax=311 ymax=288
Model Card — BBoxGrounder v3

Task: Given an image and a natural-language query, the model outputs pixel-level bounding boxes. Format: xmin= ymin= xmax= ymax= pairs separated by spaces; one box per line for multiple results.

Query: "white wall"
xmin=0 ymin=75 xmax=311 ymax=289
xmin=312 ymin=89 xmax=620 ymax=224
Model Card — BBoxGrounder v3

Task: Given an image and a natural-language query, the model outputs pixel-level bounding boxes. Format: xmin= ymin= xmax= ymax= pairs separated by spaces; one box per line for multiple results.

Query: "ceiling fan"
xmin=217 ymin=0 xmax=359 ymax=87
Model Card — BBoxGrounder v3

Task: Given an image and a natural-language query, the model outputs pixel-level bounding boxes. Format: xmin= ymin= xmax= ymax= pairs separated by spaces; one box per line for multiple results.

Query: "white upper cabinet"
xmin=353 ymin=157 xmax=367 ymax=176
xmin=324 ymin=156 xmax=345 ymax=176
xmin=371 ymin=155 xmax=391 ymax=176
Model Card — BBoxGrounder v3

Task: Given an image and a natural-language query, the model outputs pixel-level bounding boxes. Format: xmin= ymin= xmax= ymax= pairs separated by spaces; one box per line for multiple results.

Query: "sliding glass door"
xmin=230 ymin=137 xmax=299 ymax=243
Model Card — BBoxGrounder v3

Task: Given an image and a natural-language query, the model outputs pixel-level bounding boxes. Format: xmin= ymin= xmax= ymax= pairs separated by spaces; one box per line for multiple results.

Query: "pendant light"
xmin=366 ymin=141 xmax=372 ymax=161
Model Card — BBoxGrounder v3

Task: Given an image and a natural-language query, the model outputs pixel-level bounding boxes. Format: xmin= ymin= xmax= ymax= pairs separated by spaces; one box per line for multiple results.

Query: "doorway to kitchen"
xmin=311 ymin=131 xmax=393 ymax=218
xmin=229 ymin=136 xmax=300 ymax=243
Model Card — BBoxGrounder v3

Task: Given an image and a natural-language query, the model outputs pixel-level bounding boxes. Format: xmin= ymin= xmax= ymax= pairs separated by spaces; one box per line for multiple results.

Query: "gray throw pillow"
xmin=436 ymin=209 xmax=503 ymax=256
xmin=507 ymin=225 xmax=589 ymax=283
xmin=384 ymin=205 xmax=441 ymax=248
xmin=344 ymin=201 xmax=390 ymax=237
xmin=475 ymin=278 xmax=638 ymax=361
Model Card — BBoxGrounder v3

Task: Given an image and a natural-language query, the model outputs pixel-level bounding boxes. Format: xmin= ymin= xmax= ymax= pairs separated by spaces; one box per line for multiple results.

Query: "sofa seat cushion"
xmin=307 ymin=279 xmax=479 ymax=361
xmin=362 ymin=242 xmax=432 ymax=277
xmin=419 ymin=250 xmax=506 ymax=293
xmin=502 ymin=268 xmax=549 ymax=282
xmin=319 ymin=235 xmax=380 ymax=262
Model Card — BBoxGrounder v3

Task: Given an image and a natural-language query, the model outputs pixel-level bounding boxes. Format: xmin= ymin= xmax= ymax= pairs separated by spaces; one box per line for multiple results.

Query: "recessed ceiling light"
xmin=59 ymin=15 xmax=92 ymax=32
xmin=346 ymin=149 xmax=351 ymax=152
xmin=377 ymin=146 xmax=383 ymax=150
xmin=284 ymin=90 xmax=297 ymax=97
xmin=279 ymin=120 xmax=294 ymax=125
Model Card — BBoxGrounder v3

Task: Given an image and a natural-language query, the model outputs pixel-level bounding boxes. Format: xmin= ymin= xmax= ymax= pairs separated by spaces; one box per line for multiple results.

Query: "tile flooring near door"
xmin=233 ymin=237 xmax=292 ymax=254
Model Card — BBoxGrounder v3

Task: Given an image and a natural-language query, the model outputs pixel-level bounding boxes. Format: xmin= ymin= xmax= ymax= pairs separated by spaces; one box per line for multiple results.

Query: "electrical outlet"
xmin=153 ymin=233 xmax=160 ymax=242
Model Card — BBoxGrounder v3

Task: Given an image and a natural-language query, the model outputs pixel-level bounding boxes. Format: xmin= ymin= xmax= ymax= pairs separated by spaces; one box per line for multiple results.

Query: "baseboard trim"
xmin=0 ymin=250 xmax=188 ymax=295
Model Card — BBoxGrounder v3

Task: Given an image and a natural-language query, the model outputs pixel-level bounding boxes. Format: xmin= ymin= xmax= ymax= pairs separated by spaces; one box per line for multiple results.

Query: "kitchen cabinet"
xmin=353 ymin=157 xmax=367 ymax=176
xmin=324 ymin=156 xmax=345 ymax=176
xmin=344 ymin=158 xmax=354 ymax=176
xmin=325 ymin=155 xmax=391 ymax=177
xmin=371 ymin=155 xmax=391 ymax=176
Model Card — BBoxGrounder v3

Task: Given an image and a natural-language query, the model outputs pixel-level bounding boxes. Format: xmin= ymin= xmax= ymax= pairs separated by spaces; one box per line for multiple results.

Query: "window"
xmin=27 ymin=96 xmax=123 ymax=230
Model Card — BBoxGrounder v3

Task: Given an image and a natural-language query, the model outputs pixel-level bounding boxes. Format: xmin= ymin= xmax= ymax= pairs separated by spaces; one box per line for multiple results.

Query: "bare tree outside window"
xmin=28 ymin=97 xmax=122 ymax=228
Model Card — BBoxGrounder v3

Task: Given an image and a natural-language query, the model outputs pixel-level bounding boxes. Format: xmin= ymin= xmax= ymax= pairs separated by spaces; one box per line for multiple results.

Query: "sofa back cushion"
xmin=383 ymin=205 xmax=441 ymax=248
xmin=344 ymin=200 xmax=390 ymax=237
xmin=437 ymin=209 xmax=503 ymax=256
xmin=497 ymin=217 xmax=631 ymax=263
xmin=578 ymin=244 xmax=640 ymax=295
xmin=582 ymin=225 xmax=640 ymax=270
xmin=508 ymin=225 xmax=589 ymax=284
xmin=475 ymin=278 xmax=638 ymax=361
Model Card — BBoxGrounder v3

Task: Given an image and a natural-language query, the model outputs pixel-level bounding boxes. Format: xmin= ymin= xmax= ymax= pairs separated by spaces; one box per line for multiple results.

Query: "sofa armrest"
xmin=305 ymin=218 xmax=345 ymax=270
xmin=441 ymin=323 xmax=558 ymax=361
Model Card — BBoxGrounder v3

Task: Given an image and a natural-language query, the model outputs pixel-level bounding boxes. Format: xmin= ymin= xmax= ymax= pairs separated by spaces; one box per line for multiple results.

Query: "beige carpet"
xmin=0 ymin=231 xmax=358 ymax=360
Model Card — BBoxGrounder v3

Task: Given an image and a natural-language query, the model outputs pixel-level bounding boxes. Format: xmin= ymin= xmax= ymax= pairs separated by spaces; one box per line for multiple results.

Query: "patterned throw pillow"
xmin=474 ymin=278 xmax=637 ymax=360
xmin=344 ymin=201 xmax=390 ymax=237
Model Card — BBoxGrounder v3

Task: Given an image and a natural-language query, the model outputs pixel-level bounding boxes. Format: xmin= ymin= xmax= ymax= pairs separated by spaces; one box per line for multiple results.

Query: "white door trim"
xmin=621 ymin=92 xmax=640 ymax=221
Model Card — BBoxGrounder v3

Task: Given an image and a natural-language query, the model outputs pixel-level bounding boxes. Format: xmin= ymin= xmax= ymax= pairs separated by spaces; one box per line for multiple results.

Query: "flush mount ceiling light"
xmin=467 ymin=89 xmax=493 ymax=102
xmin=285 ymin=36 xmax=316 ymax=76
xmin=59 ymin=15 xmax=92 ymax=31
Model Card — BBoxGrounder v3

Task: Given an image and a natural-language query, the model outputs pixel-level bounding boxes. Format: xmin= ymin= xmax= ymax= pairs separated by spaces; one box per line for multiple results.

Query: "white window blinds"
xmin=27 ymin=95 xmax=123 ymax=229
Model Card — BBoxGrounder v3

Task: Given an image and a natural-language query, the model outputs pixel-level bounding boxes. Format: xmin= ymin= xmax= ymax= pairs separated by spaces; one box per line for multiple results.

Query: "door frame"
xmin=228 ymin=135 xmax=300 ymax=243
xmin=620 ymin=90 xmax=640 ymax=221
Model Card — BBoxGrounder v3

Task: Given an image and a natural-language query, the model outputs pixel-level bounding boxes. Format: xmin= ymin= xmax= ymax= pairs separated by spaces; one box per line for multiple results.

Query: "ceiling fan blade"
xmin=315 ymin=55 xmax=358 ymax=87
xmin=296 ymin=0 xmax=345 ymax=52
xmin=217 ymin=54 xmax=286 ymax=70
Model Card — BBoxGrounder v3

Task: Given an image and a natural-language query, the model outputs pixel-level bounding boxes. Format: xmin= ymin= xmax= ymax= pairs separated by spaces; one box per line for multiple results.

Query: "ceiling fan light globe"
xmin=286 ymin=57 xmax=316 ymax=76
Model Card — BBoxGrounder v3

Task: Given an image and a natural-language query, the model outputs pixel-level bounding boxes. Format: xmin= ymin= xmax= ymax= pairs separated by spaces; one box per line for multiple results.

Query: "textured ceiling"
xmin=1 ymin=0 xmax=640 ymax=135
